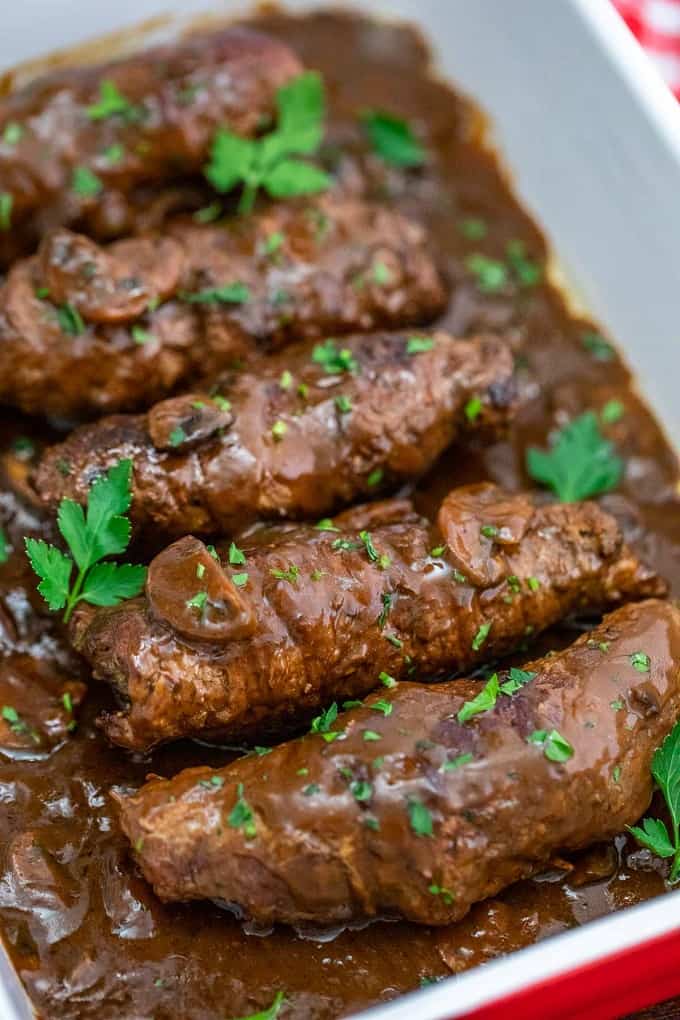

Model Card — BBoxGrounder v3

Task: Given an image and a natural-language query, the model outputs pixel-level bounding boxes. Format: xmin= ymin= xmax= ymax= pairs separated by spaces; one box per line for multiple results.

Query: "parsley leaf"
xmin=86 ymin=79 xmax=139 ymax=121
xmin=0 ymin=527 xmax=9 ymax=565
xmin=0 ymin=192 xmax=12 ymax=232
xmin=312 ymin=338 xmax=358 ymax=374
xmin=527 ymin=729 xmax=574 ymax=763
xmin=72 ymin=166 xmax=103 ymax=197
xmin=56 ymin=303 xmax=85 ymax=337
xmin=499 ymin=667 xmax=536 ymax=696
xmin=228 ymin=782 xmax=256 ymax=839
xmin=629 ymin=720 xmax=680 ymax=881
xmin=526 ymin=411 xmax=623 ymax=502
xmin=234 ymin=991 xmax=286 ymax=1020
xmin=181 ymin=283 xmax=250 ymax=305
xmin=26 ymin=459 xmax=145 ymax=621
xmin=408 ymin=797 xmax=433 ymax=837
xmin=457 ymin=673 xmax=500 ymax=723
xmin=205 ymin=72 xmax=330 ymax=213
xmin=361 ymin=111 xmax=425 ymax=167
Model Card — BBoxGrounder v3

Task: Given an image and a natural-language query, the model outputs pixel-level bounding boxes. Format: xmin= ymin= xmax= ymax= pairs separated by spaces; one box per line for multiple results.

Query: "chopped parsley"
xmin=440 ymin=753 xmax=474 ymax=773
xmin=629 ymin=720 xmax=680 ymax=881
xmin=0 ymin=192 xmax=12 ymax=232
xmin=335 ymin=394 xmax=353 ymax=413
xmin=363 ymin=730 xmax=382 ymax=742
xmin=234 ymin=992 xmax=287 ymax=1020
xmin=0 ymin=528 xmax=8 ymax=565
xmin=168 ymin=426 xmax=186 ymax=447
xmin=526 ymin=411 xmax=623 ymax=502
xmin=231 ymin=573 xmax=249 ymax=587
xmin=361 ymin=110 xmax=425 ymax=167
xmin=279 ymin=369 xmax=293 ymax=390
xmin=312 ymin=338 xmax=358 ymax=374
xmin=457 ymin=674 xmax=500 ymax=723
xmin=371 ymin=699 xmax=393 ymax=717
xmin=351 ymin=780 xmax=373 ymax=802
xmin=131 ymin=325 xmax=152 ymax=345
xmin=465 ymin=396 xmax=483 ymax=422
xmin=499 ymin=667 xmax=536 ymax=695
xmin=406 ymin=335 xmax=434 ymax=355
xmin=185 ymin=590 xmax=208 ymax=613
xmin=56 ymin=303 xmax=86 ymax=337
xmin=601 ymin=399 xmax=625 ymax=425
xmin=630 ymin=651 xmax=651 ymax=673
xmin=87 ymin=79 xmax=139 ymax=121
xmin=505 ymin=239 xmax=542 ymax=287
xmin=72 ymin=166 xmax=103 ymax=197
xmin=582 ymin=330 xmax=615 ymax=362
xmin=229 ymin=542 xmax=246 ymax=566
xmin=181 ymin=282 xmax=250 ymax=305
xmin=379 ymin=671 xmax=397 ymax=689
xmin=458 ymin=217 xmax=487 ymax=240
xmin=367 ymin=467 xmax=384 ymax=487
xmin=310 ymin=702 xmax=340 ymax=742
xmin=2 ymin=122 xmax=23 ymax=146
xmin=227 ymin=782 xmax=256 ymax=839
xmin=270 ymin=564 xmax=300 ymax=584
xmin=465 ymin=253 xmax=508 ymax=292
xmin=428 ymin=883 xmax=454 ymax=905
xmin=199 ymin=775 xmax=225 ymax=789
xmin=527 ymin=729 xmax=574 ymax=763
xmin=193 ymin=201 xmax=222 ymax=224
xmin=205 ymin=71 xmax=330 ymax=213
xmin=408 ymin=797 xmax=433 ymax=837
xmin=377 ymin=593 xmax=392 ymax=630
xmin=471 ymin=621 xmax=492 ymax=651
xmin=315 ymin=518 xmax=339 ymax=532
xmin=271 ymin=420 xmax=288 ymax=441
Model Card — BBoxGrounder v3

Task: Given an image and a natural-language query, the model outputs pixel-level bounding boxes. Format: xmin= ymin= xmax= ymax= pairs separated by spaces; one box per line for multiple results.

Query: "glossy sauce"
xmin=0 ymin=9 xmax=678 ymax=1020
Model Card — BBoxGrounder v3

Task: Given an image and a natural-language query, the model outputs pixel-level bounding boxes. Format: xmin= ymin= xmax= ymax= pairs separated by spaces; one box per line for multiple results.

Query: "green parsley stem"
xmin=63 ymin=563 xmax=88 ymax=623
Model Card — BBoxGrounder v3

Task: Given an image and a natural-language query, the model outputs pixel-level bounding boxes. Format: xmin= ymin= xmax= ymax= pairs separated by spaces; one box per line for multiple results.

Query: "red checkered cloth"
xmin=613 ymin=0 xmax=680 ymax=97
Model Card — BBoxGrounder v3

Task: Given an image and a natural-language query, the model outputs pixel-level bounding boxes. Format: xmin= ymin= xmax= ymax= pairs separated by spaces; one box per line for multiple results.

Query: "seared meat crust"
xmin=117 ymin=599 xmax=680 ymax=926
xmin=71 ymin=484 xmax=665 ymax=750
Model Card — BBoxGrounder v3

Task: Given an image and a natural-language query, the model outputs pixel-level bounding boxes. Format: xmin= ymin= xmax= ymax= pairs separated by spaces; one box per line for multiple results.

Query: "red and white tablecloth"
xmin=613 ymin=0 xmax=680 ymax=97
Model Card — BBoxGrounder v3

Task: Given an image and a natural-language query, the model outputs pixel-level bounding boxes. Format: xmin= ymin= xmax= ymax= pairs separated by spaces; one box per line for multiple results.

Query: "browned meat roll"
xmin=70 ymin=484 xmax=665 ymax=750
xmin=0 ymin=27 xmax=301 ymax=243
xmin=35 ymin=330 xmax=516 ymax=536
xmin=0 ymin=197 xmax=445 ymax=419
xmin=116 ymin=598 xmax=680 ymax=926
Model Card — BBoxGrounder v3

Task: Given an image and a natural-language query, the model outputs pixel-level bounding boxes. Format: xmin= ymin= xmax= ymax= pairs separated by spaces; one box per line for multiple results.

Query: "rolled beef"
xmin=70 ymin=484 xmax=665 ymax=750
xmin=117 ymin=599 xmax=680 ymax=925
xmin=35 ymin=331 xmax=516 ymax=535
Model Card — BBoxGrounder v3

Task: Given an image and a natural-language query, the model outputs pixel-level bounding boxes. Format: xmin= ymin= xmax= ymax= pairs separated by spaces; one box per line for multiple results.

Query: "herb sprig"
xmin=25 ymin=459 xmax=146 ymax=622
xmin=205 ymin=72 xmax=330 ymax=213
xmin=629 ymin=720 xmax=680 ymax=882
xmin=526 ymin=411 xmax=623 ymax=502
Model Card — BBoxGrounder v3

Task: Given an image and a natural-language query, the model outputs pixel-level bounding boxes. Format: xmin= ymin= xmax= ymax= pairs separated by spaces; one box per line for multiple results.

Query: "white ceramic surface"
xmin=1 ymin=3 xmax=679 ymax=1018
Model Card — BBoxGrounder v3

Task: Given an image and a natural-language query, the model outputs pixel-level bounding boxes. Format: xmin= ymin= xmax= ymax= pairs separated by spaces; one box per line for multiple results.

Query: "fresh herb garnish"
xmin=25 ymin=459 xmax=146 ymax=622
xmin=440 ymin=753 xmax=474 ymax=773
xmin=315 ymin=517 xmax=339 ymax=532
xmin=310 ymin=702 xmax=339 ymax=742
xmin=231 ymin=572 xmax=249 ymax=587
xmin=205 ymin=71 xmax=330 ymax=214
xmin=233 ymin=991 xmax=286 ymax=1020
xmin=229 ymin=542 xmax=246 ymax=566
xmin=379 ymin=671 xmax=397 ymax=688
xmin=464 ymin=396 xmax=482 ymax=422
xmin=270 ymin=564 xmax=300 ymax=584
xmin=199 ymin=775 xmax=225 ymax=789
xmin=1 ymin=705 xmax=39 ymax=744
xmin=366 ymin=467 xmax=383 ymax=487
xmin=193 ymin=201 xmax=222 ymax=224
xmin=227 ymin=782 xmax=256 ymax=839
xmin=72 ymin=166 xmax=103 ymax=197
xmin=102 ymin=143 xmax=125 ymax=164
xmin=2 ymin=122 xmax=23 ymax=146
xmin=527 ymin=729 xmax=574 ymax=763
xmin=471 ymin=621 xmax=492 ymax=651
xmin=186 ymin=591 xmax=207 ymax=613
xmin=499 ymin=667 xmax=536 ymax=695
xmin=526 ymin=411 xmax=623 ymax=502
xmin=56 ymin=303 xmax=86 ymax=337
xmin=131 ymin=325 xmax=152 ymax=345
xmin=458 ymin=217 xmax=487 ymax=240
xmin=0 ymin=528 xmax=9 ymax=565
xmin=505 ymin=239 xmax=542 ymax=287
xmin=630 ymin=651 xmax=651 ymax=673
xmin=350 ymin=780 xmax=373 ymax=802
xmin=87 ymin=79 xmax=139 ymax=121
xmin=377 ymin=593 xmax=392 ymax=630
xmin=312 ymin=338 xmax=358 ymax=374
xmin=271 ymin=420 xmax=288 ymax=441
xmin=335 ymin=394 xmax=352 ymax=413
xmin=406 ymin=335 xmax=434 ymax=355
xmin=361 ymin=111 xmax=425 ymax=167
xmin=582 ymin=330 xmax=615 ymax=362
xmin=169 ymin=426 xmax=186 ymax=448
xmin=408 ymin=797 xmax=433 ymax=837
xmin=601 ymin=399 xmax=624 ymax=425
xmin=428 ymin=883 xmax=454 ymax=905
xmin=0 ymin=192 xmax=12 ymax=232
xmin=629 ymin=722 xmax=680 ymax=881
xmin=465 ymin=253 xmax=507 ymax=292
xmin=371 ymin=699 xmax=393 ymax=717
xmin=181 ymin=283 xmax=250 ymax=305
xmin=363 ymin=730 xmax=382 ymax=742
xmin=457 ymin=673 xmax=500 ymax=723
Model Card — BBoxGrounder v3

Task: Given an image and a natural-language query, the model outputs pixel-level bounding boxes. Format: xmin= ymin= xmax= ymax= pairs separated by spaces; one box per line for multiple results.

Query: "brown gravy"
xmin=0 ymin=9 xmax=678 ymax=1019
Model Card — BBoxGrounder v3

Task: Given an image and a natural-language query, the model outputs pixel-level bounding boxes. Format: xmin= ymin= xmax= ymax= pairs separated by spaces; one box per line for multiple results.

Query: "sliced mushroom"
xmin=146 ymin=536 xmax=256 ymax=643
xmin=38 ymin=229 xmax=185 ymax=323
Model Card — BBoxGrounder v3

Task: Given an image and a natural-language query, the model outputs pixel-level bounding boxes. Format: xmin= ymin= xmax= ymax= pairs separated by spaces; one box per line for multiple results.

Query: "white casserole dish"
xmin=1 ymin=2 xmax=679 ymax=1017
